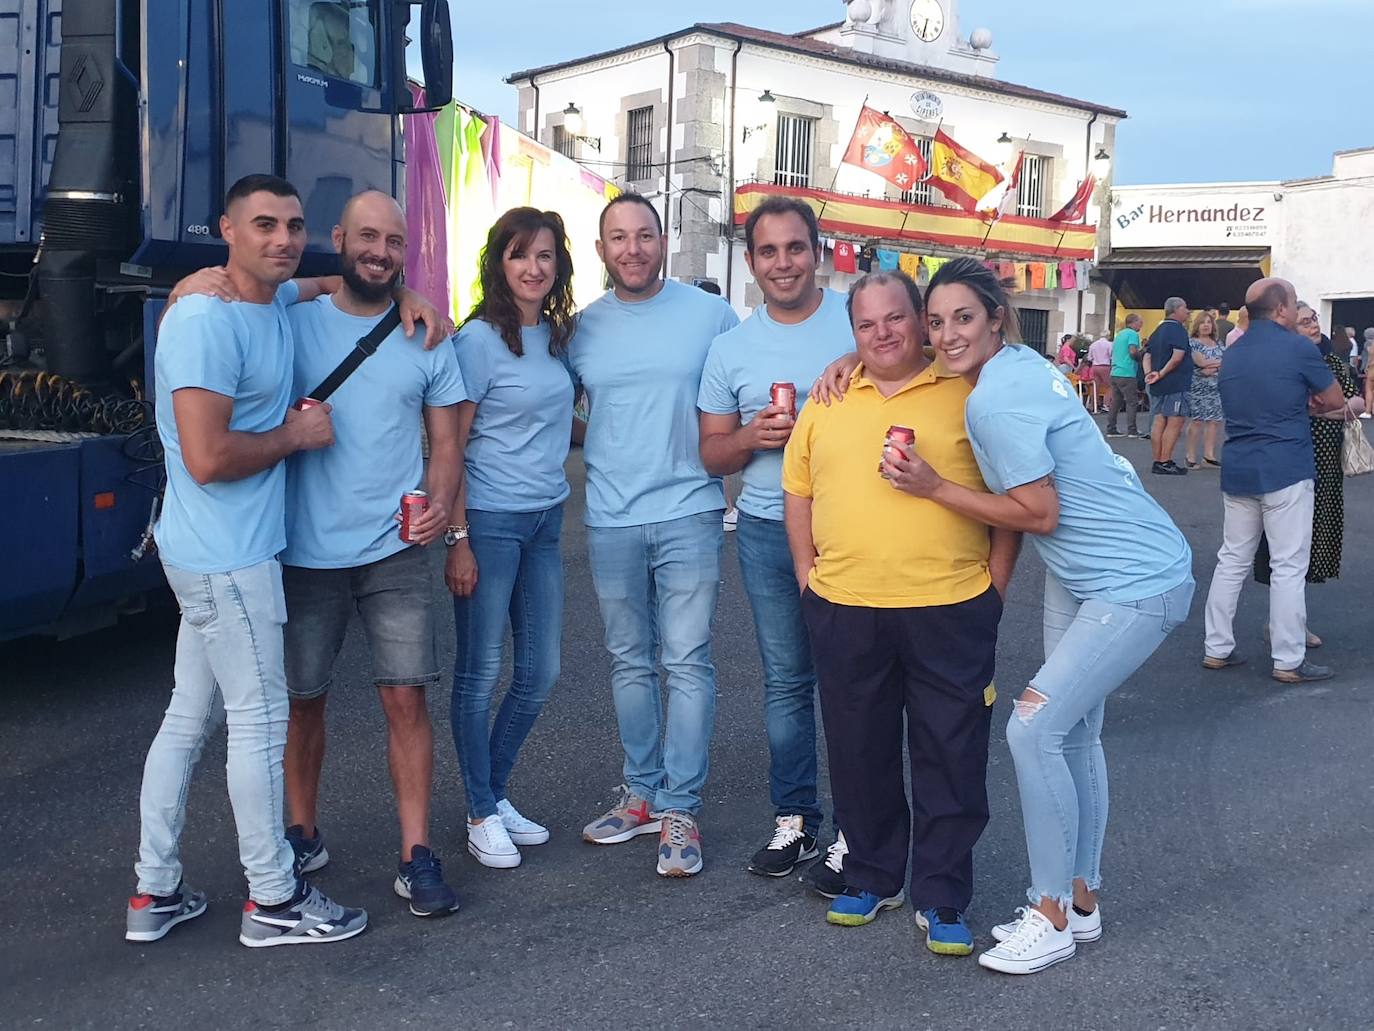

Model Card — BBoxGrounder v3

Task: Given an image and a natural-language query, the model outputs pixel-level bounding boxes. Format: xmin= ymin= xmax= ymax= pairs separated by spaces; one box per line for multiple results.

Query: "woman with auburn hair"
xmin=1184 ymin=310 xmax=1224 ymax=468
xmin=448 ymin=208 xmax=579 ymax=869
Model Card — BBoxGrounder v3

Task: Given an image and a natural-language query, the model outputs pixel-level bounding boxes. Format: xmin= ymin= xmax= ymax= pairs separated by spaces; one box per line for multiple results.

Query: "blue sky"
xmin=452 ymin=0 xmax=1374 ymax=185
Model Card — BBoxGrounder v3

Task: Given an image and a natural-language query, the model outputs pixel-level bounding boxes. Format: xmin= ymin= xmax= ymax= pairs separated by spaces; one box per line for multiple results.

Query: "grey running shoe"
xmin=285 ymin=824 xmax=329 ymax=875
xmin=582 ymin=785 xmax=662 ymax=845
xmin=1272 ymin=661 xmax=1334 ymax=684
xmin=656 ymin=811 xmax=704 ymax=878
xmin=125 ymin=883 xmax=208 ymax=942
xmin=239 ymin=882 xmax=368 ymax=948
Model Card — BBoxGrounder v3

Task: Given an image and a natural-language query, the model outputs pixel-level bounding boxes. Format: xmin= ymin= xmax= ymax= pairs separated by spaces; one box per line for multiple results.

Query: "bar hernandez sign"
xmin=1110 ymin=188 xmax=1276 ymax=247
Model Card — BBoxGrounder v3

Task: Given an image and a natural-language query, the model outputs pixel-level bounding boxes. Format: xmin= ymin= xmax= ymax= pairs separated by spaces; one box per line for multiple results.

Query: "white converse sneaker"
xmin=496 ymin=798 xmax=550 ymax=846
xmin=992 ymin=903 xmax=1102 ymax=943
xmin=467 ymin=814 xmax=521 ymax=869
xmin=978 ymin=908 xmax=1076 ymax=975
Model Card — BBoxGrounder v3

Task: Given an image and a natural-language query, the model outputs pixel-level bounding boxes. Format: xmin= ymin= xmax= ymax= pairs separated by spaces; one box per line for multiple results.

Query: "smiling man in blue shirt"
xmin=697 ymin=197 xmax=852 ymax=884
xmin=573 ymin=194 xmax=739 ymax=877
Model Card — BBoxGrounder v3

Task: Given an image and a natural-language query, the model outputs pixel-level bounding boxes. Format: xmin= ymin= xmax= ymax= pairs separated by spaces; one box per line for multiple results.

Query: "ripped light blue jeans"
xmin=1006 ymin=573 xmax=1194 ymax=908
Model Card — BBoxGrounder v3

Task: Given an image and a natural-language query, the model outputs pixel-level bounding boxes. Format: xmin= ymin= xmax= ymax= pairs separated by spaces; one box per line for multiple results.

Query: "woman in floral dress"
xmin=1184 ymin=312 xmax=1224 ymax=468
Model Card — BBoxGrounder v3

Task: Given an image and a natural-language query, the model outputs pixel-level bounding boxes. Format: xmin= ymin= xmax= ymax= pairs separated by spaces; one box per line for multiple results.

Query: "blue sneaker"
xmin=394 ymin=846 xmax=459 ymax=917
xmin=285 ymin=824 xmax=329 ymax=875
xmin=915 ymin=907 xmax=974 ymax=956
xmin=826 ymin=887 xmax=904 ymax=926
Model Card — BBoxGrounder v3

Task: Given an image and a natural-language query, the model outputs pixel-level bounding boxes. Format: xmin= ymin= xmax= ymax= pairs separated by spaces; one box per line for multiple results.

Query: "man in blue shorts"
xmin=1142 ymin=297 xmax=1192 ymax=474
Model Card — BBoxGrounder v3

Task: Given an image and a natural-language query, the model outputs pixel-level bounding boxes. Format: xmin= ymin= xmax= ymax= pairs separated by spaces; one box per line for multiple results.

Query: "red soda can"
xmin=400 ymin=490 xmax=429 ymax=543
xmin=292 ymin=397 xmax=323 ymax=412
xmin=770 ymin=381 xmax=797 ymax=417
xmin=880 ymin=425 xmax=915 ymax=477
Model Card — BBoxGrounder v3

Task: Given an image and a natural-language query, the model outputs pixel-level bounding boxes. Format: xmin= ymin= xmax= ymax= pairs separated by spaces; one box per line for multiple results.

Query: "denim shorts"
xmin=1150 ymin=391 xmax=1190 ymax=420
xmin=282 ymin=544 xmax=440 ymax=698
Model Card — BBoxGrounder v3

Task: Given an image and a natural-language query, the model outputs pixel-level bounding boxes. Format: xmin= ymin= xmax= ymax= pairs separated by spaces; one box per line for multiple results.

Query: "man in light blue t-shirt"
xmin=276 ymin=192 xmax=466 ymax=918
xmin=697 ymin=196 xmax=852 ymax=886
xmin=572 ymin=194 xmax=739 ymax=877
xmin=131 ymin=175 xmax=367 ymax=949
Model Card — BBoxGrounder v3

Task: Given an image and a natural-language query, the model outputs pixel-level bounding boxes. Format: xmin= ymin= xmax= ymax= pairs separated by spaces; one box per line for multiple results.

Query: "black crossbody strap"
xmin=304 ymin=304 xmax=404 ymax=402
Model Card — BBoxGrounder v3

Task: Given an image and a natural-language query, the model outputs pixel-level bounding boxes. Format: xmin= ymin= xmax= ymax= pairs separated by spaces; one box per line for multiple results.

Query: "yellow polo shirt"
xmin=781 ymin=361 xmax=992 ymax=608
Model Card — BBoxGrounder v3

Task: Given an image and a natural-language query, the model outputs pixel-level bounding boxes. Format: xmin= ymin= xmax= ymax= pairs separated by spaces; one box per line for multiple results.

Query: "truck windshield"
xmin=289 ymin=0 xmax=380 ymax=86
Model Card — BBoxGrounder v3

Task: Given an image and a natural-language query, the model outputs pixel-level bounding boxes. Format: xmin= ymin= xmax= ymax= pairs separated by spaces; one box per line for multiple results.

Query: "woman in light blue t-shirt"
xmin=879 ymin=258 xmax=1193 ymax=977
xmin=448 ymin=208 xmax=577 ymax=870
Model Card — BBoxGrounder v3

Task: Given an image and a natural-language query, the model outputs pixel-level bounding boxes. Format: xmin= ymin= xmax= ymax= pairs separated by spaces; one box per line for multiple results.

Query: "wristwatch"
xmin=443 ymin=524 xmax=470 ymax=547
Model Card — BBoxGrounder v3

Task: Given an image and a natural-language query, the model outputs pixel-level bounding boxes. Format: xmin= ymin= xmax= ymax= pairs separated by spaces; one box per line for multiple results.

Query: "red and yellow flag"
xmin=928 ymin=130 xmax=1003 ymax=212
xmin=841 ymin=106 xmax=929 ymax=190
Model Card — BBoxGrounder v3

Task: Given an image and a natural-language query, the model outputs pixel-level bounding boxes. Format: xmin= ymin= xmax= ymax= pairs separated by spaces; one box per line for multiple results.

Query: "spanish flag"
xmin=928 ymin=130 xmax=1003 ymax=213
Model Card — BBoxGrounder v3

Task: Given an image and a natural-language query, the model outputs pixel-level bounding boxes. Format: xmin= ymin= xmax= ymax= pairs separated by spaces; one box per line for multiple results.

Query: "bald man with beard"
xmin=1202 ymin=277 xmax=1346 ymax=684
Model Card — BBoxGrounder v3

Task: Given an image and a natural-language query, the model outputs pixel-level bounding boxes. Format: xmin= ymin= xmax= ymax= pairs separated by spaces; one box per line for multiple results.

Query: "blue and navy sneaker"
xmin=916 ymin=907 xmax=975 ymax=956
xmin=826 ymin=887 xmax=905 ymax=926
xmin=286 ymin=824 xmax=329 ymax=875
xmin=394 ymin=845 xmax=459 ymax=917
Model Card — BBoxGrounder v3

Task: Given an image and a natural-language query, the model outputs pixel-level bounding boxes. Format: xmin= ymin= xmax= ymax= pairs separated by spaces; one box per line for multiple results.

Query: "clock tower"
xmin=838 ymin=0 xmax=999 ymax=77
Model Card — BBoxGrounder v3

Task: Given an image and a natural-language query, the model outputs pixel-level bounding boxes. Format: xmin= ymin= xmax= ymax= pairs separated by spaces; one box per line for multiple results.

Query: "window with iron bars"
xmin=626 ymin=106 xmax=654 ymax=181
xmin=1017 ymin=307 xmax=1050 ymax=354
xmin=774 ymin=114 xmax=816 ymax=188
xmin=899 ymin=136 xmax=936 ymax=205
xmin=552 ymin=125 xmax=576 ymax=160
xmin=1016 ymin=154 xmax=1048 ymax=218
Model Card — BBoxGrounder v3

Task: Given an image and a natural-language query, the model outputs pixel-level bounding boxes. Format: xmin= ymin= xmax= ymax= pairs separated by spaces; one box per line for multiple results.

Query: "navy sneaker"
xmin=125 ymin=882 xmax=208 ymax=942
xmin=826 ymin=887 xmax=904 ymax=927
xmin=285 ymin=824 xmax=329 ymax=875
xmin=239 ymin=881 xmax=367 ymax=948
xmin=915 ymin=907 xmax=974 ymax=956
xmin=394 ymin=845 xmax=459 ymax=917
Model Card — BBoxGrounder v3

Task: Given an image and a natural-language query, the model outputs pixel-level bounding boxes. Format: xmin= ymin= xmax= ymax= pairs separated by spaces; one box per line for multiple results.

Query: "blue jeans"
xmin=1007 ymin=574 xmax=1194 ymax=908
xmin=736 ymin=511 xmax=822 ymax=834
xmin=586 ymin=510 xmax=723 ymax=816
xmin=451 ymin=505 xmax=564 ymax=820
xmin=136 ymin=559 xmax=297 ymax=905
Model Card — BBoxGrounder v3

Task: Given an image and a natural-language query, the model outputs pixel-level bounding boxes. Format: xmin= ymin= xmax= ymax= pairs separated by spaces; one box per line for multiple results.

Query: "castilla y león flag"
xmin=928 ymin=130 xmax=1004 ymax=212
xmin=1049 ymin=175 xmax=1098 ymax=223
xmin=841 ymin=106 xmax=929 ymax=189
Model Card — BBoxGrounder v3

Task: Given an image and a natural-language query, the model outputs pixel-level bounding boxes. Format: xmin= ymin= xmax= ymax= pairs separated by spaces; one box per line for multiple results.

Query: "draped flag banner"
xmin=977 ymin=151 xmax=1024 ymax=222
xmin=928 ymin=130 xmax=1004 ymax=212
xmin=1049 ymin=175 xmax=1097 ymax=224
xmin=733 ymin=181 xmax=1097 ymax=260
xmin=841 ymin=106 xmax=929 ymax=189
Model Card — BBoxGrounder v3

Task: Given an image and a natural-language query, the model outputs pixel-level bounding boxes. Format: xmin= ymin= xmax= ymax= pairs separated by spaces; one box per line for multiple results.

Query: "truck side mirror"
xmin=398 ymin=0 xmax=452 ymax=112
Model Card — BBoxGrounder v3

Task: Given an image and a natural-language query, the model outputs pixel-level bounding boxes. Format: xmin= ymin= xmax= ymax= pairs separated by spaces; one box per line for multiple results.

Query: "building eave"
xmin=507 ymin=21 xmax=1128 ymax=120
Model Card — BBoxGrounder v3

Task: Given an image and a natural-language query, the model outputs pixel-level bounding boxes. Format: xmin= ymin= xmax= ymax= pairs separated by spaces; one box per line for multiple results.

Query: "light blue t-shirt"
xmin=568 ymin=279 xmax=740 ymax=527
xmin=282 ymin=295 xmax=467 ymax=569
xmin=965 ymin=344 xmax=1193 ymax=604
xmin=697 ymin=289 xmax=853 ymax=521
xmin=453 ymin=318 xmax=575 ymax=512
xmin=153 ymin=282 xmax=298 ymax=573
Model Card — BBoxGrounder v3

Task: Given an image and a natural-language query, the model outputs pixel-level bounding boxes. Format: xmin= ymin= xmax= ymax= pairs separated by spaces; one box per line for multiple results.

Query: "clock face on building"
xmin=909 ymin=0 xmax=945 ymax=43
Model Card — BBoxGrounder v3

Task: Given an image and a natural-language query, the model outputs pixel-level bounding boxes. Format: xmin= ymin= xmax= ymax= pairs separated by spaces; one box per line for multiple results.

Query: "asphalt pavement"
xmin=4 ymin=434 xmax=1373 ymax=1030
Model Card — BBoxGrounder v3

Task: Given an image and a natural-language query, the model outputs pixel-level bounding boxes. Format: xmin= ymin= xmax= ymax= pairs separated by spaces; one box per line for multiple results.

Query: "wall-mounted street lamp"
xmin=1092 ymin=146 xmax=1111 ymax=179
xmin=561 ymin=103 xmax=602 ymax=152
xmin=741 ymin=91 xmax=777 ymax=142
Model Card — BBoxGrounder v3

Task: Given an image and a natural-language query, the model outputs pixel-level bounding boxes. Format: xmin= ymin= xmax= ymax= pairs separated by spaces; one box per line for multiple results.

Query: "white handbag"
xmin=1342 ymin=405 xmax=1374 ymax=476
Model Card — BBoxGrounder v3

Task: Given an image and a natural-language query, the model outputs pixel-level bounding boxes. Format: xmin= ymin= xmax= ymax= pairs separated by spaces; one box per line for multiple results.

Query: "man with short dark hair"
xmin=1202 ymin=277 xmax=1346 ymax=683
xmin=575 ymin=193 xmax=740 ymax=877
xmin=127 ymin=175 xmax=368 ymax=948
xmin=698 ymin=195 xmax=851 ymax=886
xmin=1143 ymin=297 xmax=1192 ymax=473
xmin=1215 ymin=303 xmax=1235 ymax=344
xmin=783 ymin=270 xmax=1017 ymax=955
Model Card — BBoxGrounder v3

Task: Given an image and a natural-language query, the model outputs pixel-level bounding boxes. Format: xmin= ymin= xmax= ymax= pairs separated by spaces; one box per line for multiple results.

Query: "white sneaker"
xmin=722 ymin=508 xmax=738 ymax=531
xmin=978 ymin=908 xmax=1076 ymax=975
xmin=467 ymin=814 xmax=521 ymax=869
xmin=496 ymin=798 xmax=550 ymax=846
xmin=992 ymin=903 xmax=1101 ymax=943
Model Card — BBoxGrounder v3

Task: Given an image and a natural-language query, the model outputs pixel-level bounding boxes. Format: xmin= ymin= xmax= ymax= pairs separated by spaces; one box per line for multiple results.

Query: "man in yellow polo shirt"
xmin=782 ymin=271 xmax=1018 ymax=956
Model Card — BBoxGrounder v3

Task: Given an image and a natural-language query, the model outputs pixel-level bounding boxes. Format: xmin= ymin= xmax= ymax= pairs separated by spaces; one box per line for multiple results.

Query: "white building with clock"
xmin=507 ymin=0 xmax=1126 ymax=349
